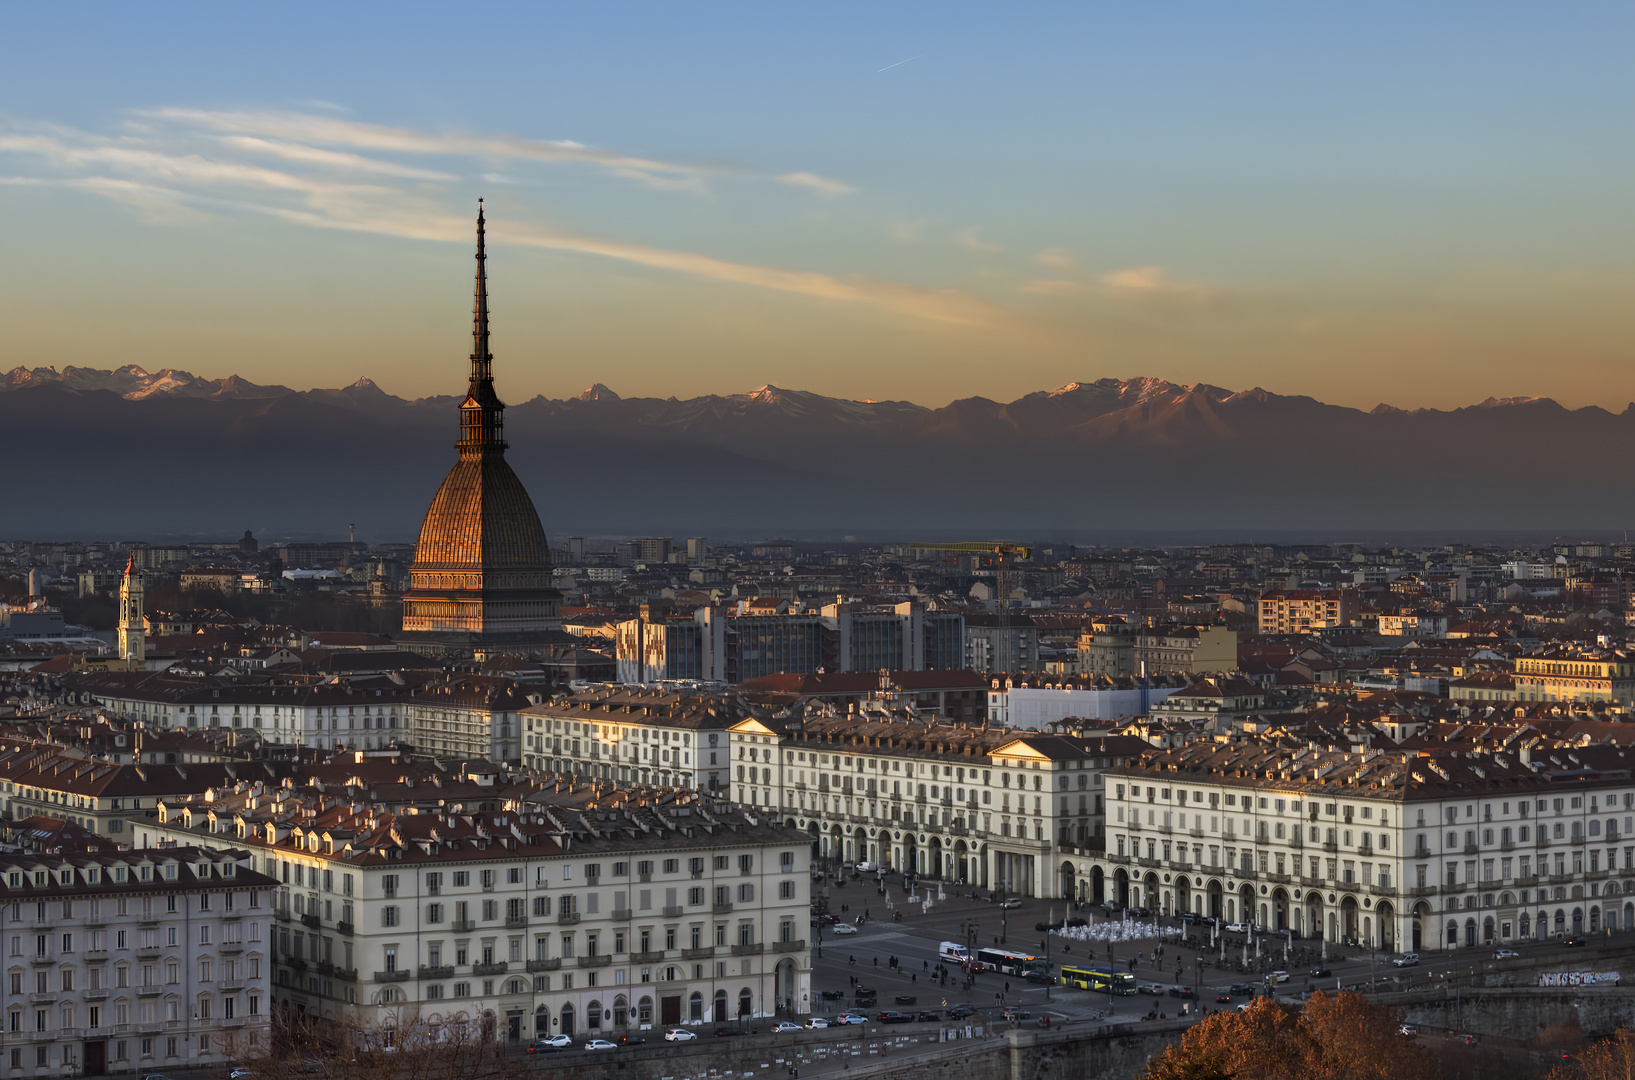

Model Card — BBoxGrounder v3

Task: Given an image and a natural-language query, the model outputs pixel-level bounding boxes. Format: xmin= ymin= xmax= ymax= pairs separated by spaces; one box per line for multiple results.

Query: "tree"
xmin=1549 ymin=1027 xmax=1635 ymax=1080
xmin=1142 ymin=992 xmax=1430 ymax=1080
xmin=250 ymin=1012 xmax=529 ymax=1080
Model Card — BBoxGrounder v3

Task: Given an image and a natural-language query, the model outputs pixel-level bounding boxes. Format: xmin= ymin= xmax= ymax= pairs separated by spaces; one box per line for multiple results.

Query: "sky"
xmin=2 ymin=1 xmax=1633 ymax=410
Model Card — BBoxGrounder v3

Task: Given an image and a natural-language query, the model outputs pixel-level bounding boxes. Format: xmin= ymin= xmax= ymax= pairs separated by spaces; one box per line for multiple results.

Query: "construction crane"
xmin=906 ymin=541 xmax=1032 ymax=610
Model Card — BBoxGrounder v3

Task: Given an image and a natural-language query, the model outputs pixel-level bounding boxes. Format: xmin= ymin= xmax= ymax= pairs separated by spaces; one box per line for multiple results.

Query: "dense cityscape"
xmin=0 ymin=214 xmax=1629 ymax=1080
xmin=6 ymin=5 xmax=1634 ymax=1078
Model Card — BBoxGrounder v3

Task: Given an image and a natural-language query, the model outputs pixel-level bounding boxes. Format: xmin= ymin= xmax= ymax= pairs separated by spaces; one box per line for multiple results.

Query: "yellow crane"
xmin=906 ymin=542 xmax=1033 ymax=607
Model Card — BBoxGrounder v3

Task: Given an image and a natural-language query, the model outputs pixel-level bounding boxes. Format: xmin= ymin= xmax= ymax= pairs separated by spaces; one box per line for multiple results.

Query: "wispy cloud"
xmin=1100 ymin=265 xmax=1224 ymax=304
xmin=778 ymin=171 xmax=858 ymax=198
xmin=0 ymin=114 xmax=997 ymax=328
xmin=1034 ymin=247 xmax=1078 ymax=272
xmin=955 ymin=226 xmax=1003 ymax=255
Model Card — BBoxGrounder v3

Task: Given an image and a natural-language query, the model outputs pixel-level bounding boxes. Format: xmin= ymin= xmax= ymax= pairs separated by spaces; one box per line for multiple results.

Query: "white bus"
xmin=938 ymin=941 xmax=969 ymax=965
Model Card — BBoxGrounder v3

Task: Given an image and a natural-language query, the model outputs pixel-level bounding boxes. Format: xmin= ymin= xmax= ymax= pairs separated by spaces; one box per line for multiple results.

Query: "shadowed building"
xmin=401 ymin=204 xmax=563 ymax=655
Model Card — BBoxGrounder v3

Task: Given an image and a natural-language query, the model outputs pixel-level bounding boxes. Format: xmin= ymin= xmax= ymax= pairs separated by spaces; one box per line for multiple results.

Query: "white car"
xmin=836 ymin=1012 xmax=869 ymax=1025
xmin=663 ymin=1029 xmax=696 ymax=1042
xmin=584 ymin=1039 xmax=617 ymax=1051
xmin=1270 ymin=971 xmax=1289 ymax=983
xmin=855 ymin=861 xmax=875 ymax=872
xmin=774 ymin=1022 xmax=803 ymax=1033
xmin=1141 ymin=982 xmax=1166 ymax=995
xmin=230 ymin=1071 xmax=254 ymax=1080
xmin=1225 ymin=922 xmax=1249 ymax=933
xmin=1000 ymin=897 xmax=1022 ymax=908
xmin=1391 ymin=953 xmax=1419 ymax=968
xmin=806 ymin=1018 xmax=829 ymax=1029
xmin=832 ymin=923 xmax=858 ymax=934
xmin=1494 ymin=949 xmax=1519 ymax=959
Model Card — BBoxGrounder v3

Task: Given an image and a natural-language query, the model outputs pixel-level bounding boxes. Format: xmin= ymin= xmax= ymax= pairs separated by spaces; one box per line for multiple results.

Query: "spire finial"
xmin=459 ymin=199 xmax=505 ymax=452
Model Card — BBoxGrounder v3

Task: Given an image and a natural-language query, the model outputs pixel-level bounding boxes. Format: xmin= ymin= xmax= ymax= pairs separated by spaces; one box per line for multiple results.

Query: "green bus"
xmin=1060 ymin=966 xmax=1137 ymax=995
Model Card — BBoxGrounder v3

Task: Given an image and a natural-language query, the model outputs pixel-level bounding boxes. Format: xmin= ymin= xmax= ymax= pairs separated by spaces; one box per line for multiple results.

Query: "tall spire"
xmin=471 ymin=197 xmax=492 ymax=383
xmin=459 ymin=198 xmax=505 ymax=452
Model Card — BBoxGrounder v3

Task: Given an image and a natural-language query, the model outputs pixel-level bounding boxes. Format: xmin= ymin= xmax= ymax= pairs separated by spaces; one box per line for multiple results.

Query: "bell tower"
xmin=118 ymin=553 xmax=146 ymax=666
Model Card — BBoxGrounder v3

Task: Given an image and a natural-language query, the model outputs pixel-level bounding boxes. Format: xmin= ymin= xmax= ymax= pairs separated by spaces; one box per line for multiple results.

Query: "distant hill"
xmin=4 ymin=366 xmax=1631 ymax=540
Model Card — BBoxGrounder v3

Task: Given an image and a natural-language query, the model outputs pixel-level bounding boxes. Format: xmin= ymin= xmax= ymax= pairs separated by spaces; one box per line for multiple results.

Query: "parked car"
xmin=876 ymin=1011 xmax=913 ymax=1024
xmin=832 ymin=923 xmax=858 ymax=935
xmin=774 ymin=1022 xmax=803 ymax=1033
xmin=1225 ymin=922 xmax=1249 ymax=933
xmin=836 ymin=1012 xmax=869 ymax=1025
xmin=584 ymin=1040 xmax=617 ymax=1051
xmin=805 ymin=1018 xmax=830 ymax=1029
xmin=1494 ymin=948 xmax=1519 ymax=959
xmin=855 ymin=861 xmax=875 ymax=872
xmin=917 ymin=1011 xmax=942 ymax=1022
xmin=1391 ymin=953 xmax=1419 ymax=967
xmin=1001 ymin=897 xmax=1022 ymax=908
xmin=663 ymin=1029 xmax=697 ymax=1042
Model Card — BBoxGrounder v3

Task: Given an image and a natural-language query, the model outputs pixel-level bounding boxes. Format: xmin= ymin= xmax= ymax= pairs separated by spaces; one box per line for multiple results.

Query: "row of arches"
xmin=800 ymin=820 xmax=987 ymax=886
xmin=535 ymin=988 xmax=755 ymax=1036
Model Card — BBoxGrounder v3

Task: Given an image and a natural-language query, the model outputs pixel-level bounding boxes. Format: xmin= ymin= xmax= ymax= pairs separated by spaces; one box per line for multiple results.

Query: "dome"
xmin=412 ymin=455 xmax=552 ymax=572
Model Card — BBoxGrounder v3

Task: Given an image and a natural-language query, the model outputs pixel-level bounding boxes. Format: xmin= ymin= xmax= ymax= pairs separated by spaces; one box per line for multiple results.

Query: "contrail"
xmin=877 ymin=53 xmax=926 ymax=72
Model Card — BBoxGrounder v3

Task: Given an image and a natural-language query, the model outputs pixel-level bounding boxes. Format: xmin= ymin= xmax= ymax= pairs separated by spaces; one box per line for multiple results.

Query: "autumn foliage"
xmin=1548 ymin=1028 xmax=1635 ymax=1080
xmin=1141 ymin=992 xmax=1431 ymax=1080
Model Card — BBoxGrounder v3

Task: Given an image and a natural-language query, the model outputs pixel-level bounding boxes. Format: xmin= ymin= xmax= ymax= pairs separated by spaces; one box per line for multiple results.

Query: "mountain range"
xmin=4 ymin=365 xmax=1631 ymax=541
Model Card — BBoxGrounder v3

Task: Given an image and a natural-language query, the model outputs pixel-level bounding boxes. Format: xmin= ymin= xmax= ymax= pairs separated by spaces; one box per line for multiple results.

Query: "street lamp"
xmin=1044 ymin=903 xmax=1053 ymax=1004
xmin=1107 ymin=942 xmax=1116 ymax=1017
xmin=1001 ymin=885 xmax=1008 ymax=945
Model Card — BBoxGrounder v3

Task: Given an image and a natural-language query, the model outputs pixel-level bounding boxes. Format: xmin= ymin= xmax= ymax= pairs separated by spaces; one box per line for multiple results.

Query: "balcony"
xmin=274 ymin=909 xmax=291 ymax=923
xmin=730 ymin=942 xmax=763 ymax=956
xmin=712 ymin=902 xmax=734 ymax=914
xmin=663 ymin=905 xmax=684 ymax=918
xmin=301 ymin=913 xmax=321 ymax=929
xmin=84 ymin=949 xmax=108 ymax=962
xmin=504 ymin=917 xmax=529 ymax=929
xmin=219 ymin=942 xmax=244 ymax=955
xmin=1515 ymin=874 xmax=1540 ymax=886
xmin=525 ymin=959 xmax=561 ymax=973
xmin=771 ymin=939 xmax=805 ymax=954
xmin=336 ymin=921 xmax=354 ymax=937
xmin=28 ymin=954 xmax=53 ymax=966
xmin=557 ymin=913 xmax=581 ymax=926
xmin=418 ymin=965 xmax=455 ymax=980
xmin=680 ymin=947 xmax=714 ymax=960
xmin=29 ymin=992 xmax=56 ymax=1004
xmin=576 ymin=956 xmax=612 ymax=969
xmin=453 ymin=920 xmax=478 ymax=932
xmin=136 ymin=986 xmax=163 ymax=998
xmin=473 ymin=962 xmax=509 ymax=976
xmin=216 ymin=979 xmax=245 ymax=992
xmin=1414 ymin=847 xmax=1432 ymax=859
xmin=612 ymin=909 xmax=632 ymax=921
xmin=84 ymin=988 xmax=110 ymax=1000
xmin=1463 ymin=843 xmax=1479 ymax=856
xmin=632 ymin=950 xmax=665 ymax=964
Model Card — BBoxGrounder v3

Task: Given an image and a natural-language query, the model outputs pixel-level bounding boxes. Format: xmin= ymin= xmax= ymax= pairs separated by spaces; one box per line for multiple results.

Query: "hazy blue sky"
xmin=3 ymin=2 xmax=1633 ymax=408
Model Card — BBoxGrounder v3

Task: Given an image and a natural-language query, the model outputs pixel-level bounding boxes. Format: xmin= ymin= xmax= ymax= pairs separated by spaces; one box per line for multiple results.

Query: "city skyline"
xmin=4 ymin=2 xmax=1634 ymax=410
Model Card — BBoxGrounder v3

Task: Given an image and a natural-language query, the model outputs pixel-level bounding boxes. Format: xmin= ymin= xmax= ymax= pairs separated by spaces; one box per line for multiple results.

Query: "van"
xmin=938 ymin=942 xmax=970 ymax=964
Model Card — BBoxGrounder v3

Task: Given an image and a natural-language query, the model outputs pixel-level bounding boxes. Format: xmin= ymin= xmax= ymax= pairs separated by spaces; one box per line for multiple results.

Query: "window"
xmin=382 ymin=907 xmax=400 ymax=928
xmin=779 ymin=881 xmax=795 ymax=900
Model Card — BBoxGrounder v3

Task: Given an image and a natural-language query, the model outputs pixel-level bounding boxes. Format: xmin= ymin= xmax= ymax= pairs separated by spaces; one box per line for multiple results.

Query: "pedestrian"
xmin=1004 ymin=981 xmax=1010 ymax=995
xmin=924 ymin=960 xmax=929 ymax=972
xmin=873 ymin=957 xmax=879 ymax=968
xmin=912 ymin=974 xmax=917 ymax=984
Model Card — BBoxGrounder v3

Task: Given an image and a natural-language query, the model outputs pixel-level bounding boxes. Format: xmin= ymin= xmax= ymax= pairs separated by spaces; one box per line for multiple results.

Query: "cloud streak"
xmin=0 ymin=115 xmax=994 ymax=328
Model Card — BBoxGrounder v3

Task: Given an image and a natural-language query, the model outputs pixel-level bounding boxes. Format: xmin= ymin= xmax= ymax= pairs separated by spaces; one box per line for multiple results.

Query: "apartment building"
xmin=1512 ymin=647 xmax=1635 ymax=705
xmin=0 ymin=745 xmax=285 ymax=839
xmin=130 ymin=786 xmax=811 ymax=1042
xmin=614 ymin=602 xmax=963 ymax=684
xmin=726 ymin=708 xmax=1147 ymax=898
xmin=519 ymin=688 xmax=743 ymax=790
xmin=70 ymin=672 xmax=409 ymax=752
xmin=1256 ymin=590 xmax=1360 ymax=634
xmin=406 ymin=675 xmax=538 ymax=765
xmin=1073 ymin=742 xmax=1635 ymax=955
xmin=0 ymin=847 xmax=274 ymax=1077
